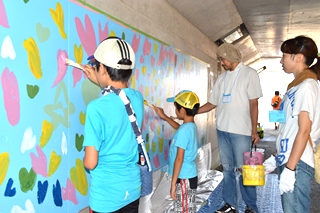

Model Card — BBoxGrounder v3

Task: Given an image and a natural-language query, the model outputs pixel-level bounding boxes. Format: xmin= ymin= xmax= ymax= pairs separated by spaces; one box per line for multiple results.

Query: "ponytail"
xmin=310 ymin=53 xmax=320 ymax=80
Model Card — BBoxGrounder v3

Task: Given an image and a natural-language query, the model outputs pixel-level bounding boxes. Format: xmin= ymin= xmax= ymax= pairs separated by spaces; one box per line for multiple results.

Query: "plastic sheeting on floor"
xmin=139 ymin=169 xmax=223 ymax=213
xmin=139 ymin=143 xmax=217 ymax=212
xmin=139 ymin=141 xmax=283 ymax=213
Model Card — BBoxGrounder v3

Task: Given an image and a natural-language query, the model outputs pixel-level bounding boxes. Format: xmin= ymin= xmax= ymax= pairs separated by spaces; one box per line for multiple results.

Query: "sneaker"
xmin=244 ymin=206 xmax=256 ymax=213
xmin=215 ymin=203 xmax=237 ymax=213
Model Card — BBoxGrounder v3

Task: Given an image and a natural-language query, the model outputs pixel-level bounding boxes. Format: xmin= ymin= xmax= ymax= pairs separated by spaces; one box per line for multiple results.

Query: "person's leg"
xmin=217 ymin=129 xmax=237 ymax=208
xmin=188 ymin=176 xmax=198 ymax=213
xmin=279 ymin=160 xmax=314 ymax=213
xmin=229 ymin=132 xmax=259 ymax=212
xmin=174 ymin=177 xmax=197 ymax=213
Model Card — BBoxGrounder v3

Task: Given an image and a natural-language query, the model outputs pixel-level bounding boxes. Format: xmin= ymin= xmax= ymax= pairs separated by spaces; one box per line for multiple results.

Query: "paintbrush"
xmin=65 ymin=58 xmax=85 ymax=71
xmin=144 ymin=100 xmax=154 ymax=109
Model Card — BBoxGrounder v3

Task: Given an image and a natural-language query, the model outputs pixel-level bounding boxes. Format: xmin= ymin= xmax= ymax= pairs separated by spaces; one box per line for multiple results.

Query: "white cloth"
xmin=279 ymin=167 xmax=296 ymax=195
xmin=276 ymin=79 xmax=320 ymax=168
xmin=208 ymin=62 xmax=263 ymax=136
xmin=263 ymin=155 xmax=277 ymax=174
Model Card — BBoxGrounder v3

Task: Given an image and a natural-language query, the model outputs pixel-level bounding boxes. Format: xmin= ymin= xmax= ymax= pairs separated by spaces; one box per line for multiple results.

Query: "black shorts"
xmin=91 ymin=198 xmax=139 ymax=213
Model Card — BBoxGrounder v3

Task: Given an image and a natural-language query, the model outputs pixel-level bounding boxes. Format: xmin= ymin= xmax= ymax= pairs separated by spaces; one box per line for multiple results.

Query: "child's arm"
xmin=83 ymin=146 xmax=98 ymax=170
xmin=153 ymin=106 xmax=180 ymax=130
xmin=170 ymin=147 xmax=184 ymax=200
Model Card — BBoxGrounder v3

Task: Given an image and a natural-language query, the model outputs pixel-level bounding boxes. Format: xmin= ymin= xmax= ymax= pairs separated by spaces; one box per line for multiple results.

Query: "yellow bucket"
xmin=242 ymin=165 xmax=265 ymax=186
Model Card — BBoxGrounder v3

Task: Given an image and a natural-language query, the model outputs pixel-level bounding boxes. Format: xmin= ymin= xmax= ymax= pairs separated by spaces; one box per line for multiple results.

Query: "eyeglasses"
xmin=217 ymin=57 xmax=226 ymax=63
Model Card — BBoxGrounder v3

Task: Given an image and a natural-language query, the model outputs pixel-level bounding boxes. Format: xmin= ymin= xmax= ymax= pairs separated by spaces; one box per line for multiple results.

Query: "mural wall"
xmin=0 ymin=0 xmax=208 ymax=212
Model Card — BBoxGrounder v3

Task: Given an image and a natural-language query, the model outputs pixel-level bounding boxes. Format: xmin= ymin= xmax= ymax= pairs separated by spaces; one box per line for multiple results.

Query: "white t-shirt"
xmin=208 ymin=62 xmax=263 ymax=136
xmin=276 ymin=79 xmax=320 ymax=167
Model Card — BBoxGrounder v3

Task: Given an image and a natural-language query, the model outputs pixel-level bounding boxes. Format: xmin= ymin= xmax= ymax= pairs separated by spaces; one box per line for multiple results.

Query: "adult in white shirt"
xmin=198 ymin=43 xmax=263 ymax=213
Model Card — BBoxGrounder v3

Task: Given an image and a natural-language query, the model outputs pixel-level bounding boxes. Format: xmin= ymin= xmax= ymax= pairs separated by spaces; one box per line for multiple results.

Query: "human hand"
xmin=251 ymin=132 xmax=260 ymax=145
xmin=83 ymin=64 xmax=98 ymax=85
xmin=263 ymin=155 xmax=277 ymax=174
xmin=170 ymin=184 xmax=177 ymax=200
xmin=279 ymin=167 xmax=296 ymax=195
xmin=153 ymin=106 xmax=167 ymax=119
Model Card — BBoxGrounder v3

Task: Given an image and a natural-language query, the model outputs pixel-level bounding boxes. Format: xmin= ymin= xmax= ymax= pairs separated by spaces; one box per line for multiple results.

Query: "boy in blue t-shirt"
xmin=81 ymin=37 xmax=143 ymax=213
xmin=153 ymin=90 xmax=200 ymax=213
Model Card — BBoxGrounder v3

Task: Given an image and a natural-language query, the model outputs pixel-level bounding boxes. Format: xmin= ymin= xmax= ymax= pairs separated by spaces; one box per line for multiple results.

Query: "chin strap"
xmin=102 ymin=86 xmax=152 ymax=172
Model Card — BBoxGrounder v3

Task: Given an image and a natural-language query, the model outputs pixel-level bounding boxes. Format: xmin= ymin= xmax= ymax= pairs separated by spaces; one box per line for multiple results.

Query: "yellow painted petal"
xmin=23 ymin=37 xmax=42 ymax=79
xmin=49 ymin=2 xmax=67 ymax=39
xmin=154 ymin=43 xmax=158 ymax=54
xmin=79 ymin=111 xmax=86 ymax=125
xmin=70 ymin=158 xmax=88 ymax=195
xmin=152 ymin=141 xmax=157 ymax=153
xmin=40 ymin=120 xmax=54 ymax=148
xmin=109 ymin=31 xmax=116 ymax=37
xmin=158 ymin=137 xmax=164 ymax=153
xmin=0 ymin=152 xmax=10 ymax=186
xmin=141 ymin=66 xmax=147 ymax=75
xmin=129 ymin=75 xmax=136 ymax=90
xmin=144 ymin=86 xmax=149 ymax=97
xmin=48 ymin=151 xmax=61 ymax=177
xmin=74 ymin=44 xmax=83 ymax=64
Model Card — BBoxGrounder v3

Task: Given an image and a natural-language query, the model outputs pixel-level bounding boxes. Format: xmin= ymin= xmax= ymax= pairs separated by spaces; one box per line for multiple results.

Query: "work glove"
xmin=263 ymin=155 xmax=277 ymax=174
xmin=279 ymin=167 xmax=296 ymax=195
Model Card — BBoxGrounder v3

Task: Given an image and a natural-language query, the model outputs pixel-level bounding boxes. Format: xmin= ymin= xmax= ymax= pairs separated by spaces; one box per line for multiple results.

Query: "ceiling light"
xmin=224 ymin=29 xmax=243 ymax=43
xmin=215 ymin=23 xmax=249 ymax=45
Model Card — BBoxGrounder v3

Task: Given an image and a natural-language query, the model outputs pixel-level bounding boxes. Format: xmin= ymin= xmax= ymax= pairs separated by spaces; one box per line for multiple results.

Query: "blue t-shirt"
xmin=168 ymin=122 xmax=198 ymax=179
xmin=83 ymin=88 xmax=144 ymax=212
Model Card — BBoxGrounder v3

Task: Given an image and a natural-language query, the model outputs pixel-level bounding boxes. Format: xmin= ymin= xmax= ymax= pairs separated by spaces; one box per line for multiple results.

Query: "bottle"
xmin=140 ymin=153 xmax=145 ymax=166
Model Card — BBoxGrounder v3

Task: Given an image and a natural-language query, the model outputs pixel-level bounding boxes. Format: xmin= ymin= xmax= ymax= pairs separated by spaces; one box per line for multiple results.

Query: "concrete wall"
xmin=85 ymin=0 xmax=220 ymax=169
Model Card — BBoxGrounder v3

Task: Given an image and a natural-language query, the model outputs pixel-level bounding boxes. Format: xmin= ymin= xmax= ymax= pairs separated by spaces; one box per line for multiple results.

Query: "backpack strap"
xmin=102 ymin=86 xmax=152 ymax=171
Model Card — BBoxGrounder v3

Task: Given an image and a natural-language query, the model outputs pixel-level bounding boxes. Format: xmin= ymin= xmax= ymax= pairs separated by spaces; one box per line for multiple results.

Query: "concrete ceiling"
xmin=166 ymin=0 xmax=320 ymax=66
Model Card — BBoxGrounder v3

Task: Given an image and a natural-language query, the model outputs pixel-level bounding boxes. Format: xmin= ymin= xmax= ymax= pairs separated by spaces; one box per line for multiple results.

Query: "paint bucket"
xmin=242 ymin=165 xmax=265 ymax=186
xmin=243 ymin=142 xmax=264 ymax=165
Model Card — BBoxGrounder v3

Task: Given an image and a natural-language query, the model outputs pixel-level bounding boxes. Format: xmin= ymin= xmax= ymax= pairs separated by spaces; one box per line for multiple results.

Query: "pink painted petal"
xmin=1 ymin=67 xmax=20 ymax=126
xmin=165 ymin=128 xmax=173 ymax=140
xmin=164 ymin=146 xmax=169 ymax=161
xmin=75 ymin=14 xmax=97 ymax=57
xmin=135 ymin=69 xmax=140 ymax=80
xmin=62 ymin=178 xmax=78 ymax=204
xmin=52 ymin=50 xmax=68 ymax=88
xmin=143 ymin=38 xmax=151 ymax=56
xmin=72 ymin=68 xmax=82 ymax=87
xmin=157 ymin=44 xmax=168 ymax=66
xmin=140 ymin=55 xmax=144 ymax=63
xmin=138 ymin=84 xmax=144 ymax=95
xmin=151 ymin=56 xmax=155 ymax=68
xmin=150 ymin=119 xmax=159 ymax=131
xmin=98 ymin=21 xmax=108 ymax=43
xmin=153 ymin=154 xmax=160 ymax=168
xmin=0 ymin=0 xmax=9 ymax=28
xmin=131 ymin=34 xmax=140 ymax=53
xmin=30 ymin=145 xmax=47 ymax=177
xmin=169 ymin=48 xmax=175 ymax=63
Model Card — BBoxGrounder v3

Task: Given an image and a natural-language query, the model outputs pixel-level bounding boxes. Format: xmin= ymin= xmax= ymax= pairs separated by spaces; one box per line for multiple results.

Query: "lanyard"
xmin=223 ymin=68 xmax=240 ymax=94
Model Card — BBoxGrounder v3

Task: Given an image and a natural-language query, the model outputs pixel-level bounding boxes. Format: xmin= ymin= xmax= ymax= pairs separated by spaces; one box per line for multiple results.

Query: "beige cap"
xmin=217 ymin=43 xmax=242 ymax=62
